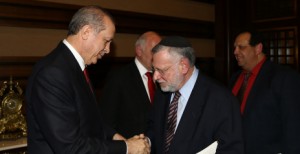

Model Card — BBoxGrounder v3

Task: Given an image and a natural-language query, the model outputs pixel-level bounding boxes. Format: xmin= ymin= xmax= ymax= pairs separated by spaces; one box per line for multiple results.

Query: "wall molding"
xmin=0 ymin=0 xmax=214 ymax=38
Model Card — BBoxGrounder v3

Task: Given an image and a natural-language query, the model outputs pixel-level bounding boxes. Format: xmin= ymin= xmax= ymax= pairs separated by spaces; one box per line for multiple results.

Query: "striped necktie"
xmin=164 ymin=91 xmax=181 ymax=153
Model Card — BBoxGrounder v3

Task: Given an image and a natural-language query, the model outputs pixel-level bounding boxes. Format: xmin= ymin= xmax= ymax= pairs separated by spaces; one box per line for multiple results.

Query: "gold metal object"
xmin=0 ymin=76 xmax=27 ymax=140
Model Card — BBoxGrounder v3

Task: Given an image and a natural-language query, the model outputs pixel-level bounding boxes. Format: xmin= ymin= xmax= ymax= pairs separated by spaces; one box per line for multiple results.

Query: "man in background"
xmin=26 ymin=6 xmax=149 ymax=154
xmin=230 ymin=29 xmax=300 ymax=153
xmin=99 ymin=31 xmax=161 ymax=138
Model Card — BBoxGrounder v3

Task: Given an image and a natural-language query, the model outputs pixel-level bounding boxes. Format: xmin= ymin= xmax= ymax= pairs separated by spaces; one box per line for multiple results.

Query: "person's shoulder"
xmin=104 ymin=61 xmax=135 ymax=81
xmin=267 ymin=61 xmax=300 ymax=77
xmin=198 ymin=73 xmax=231 ymax=94
xmin=196 ymin=73 xmax=237 ymax=106
xmin=110 ymin=61 xmax=134 ymax=74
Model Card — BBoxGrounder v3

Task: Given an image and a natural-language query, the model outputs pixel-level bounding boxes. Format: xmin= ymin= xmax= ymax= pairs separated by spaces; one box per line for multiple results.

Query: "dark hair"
xmin=249 ymin=31 xmax=264 ymax=47
xmin=67 ymin=5 xmax=114 ymax=36
xmin=235 ymin=27 xmax=265 ymax=47
xmin=235 ymin=27 xmax=267 ymax=55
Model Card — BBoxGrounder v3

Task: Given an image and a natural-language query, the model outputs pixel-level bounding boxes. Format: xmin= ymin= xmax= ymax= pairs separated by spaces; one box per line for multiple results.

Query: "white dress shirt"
xmin=171 ymin=67 xmax=199 ymax=131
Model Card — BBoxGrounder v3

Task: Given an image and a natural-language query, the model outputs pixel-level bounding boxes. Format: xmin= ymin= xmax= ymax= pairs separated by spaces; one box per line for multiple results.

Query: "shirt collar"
xmin=178 ymin=66 xmax=199 ymax=101
xmin=135 ymin=57 xmax=149 ymax=77
xmin=63 ymin=39 xmax=85 ymax=71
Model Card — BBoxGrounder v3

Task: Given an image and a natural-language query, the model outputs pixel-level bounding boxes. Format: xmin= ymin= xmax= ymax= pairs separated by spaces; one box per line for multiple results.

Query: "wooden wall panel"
xmin=0 ymin=57 xmax=39 ymax=89
xmin=0 ymin=0 xmax=214 ymax=39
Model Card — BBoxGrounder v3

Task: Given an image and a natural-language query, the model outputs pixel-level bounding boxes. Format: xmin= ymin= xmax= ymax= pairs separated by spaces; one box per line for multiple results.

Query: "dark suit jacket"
xmin=148 ymin=72 xmax=244 ymax=154
xmin=229 ymin=60 xmax=300 ymax=154
xmin=26 ymin=42 xmax=126 ymax=154
xmin=99 ymin=61 xmax=152 ymax=138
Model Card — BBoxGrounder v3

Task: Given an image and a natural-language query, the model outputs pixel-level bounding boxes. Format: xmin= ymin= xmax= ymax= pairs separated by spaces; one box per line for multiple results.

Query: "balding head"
xmin=135 ymin=31 xmax=162 ymax=71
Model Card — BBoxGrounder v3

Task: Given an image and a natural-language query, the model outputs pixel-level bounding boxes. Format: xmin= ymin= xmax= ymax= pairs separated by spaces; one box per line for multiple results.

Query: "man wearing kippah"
xmin=147 ymin=36 xmax=244 ymax=153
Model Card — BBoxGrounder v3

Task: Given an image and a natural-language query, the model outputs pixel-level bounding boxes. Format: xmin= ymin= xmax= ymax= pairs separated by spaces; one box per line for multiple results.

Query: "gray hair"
xmin=135 ymin=31 xmax=160 ymax=51
xmin=135 ymin=34 xmax=147 ymax=51
xmin=152 ymin=45 xmax=196 ymax=66
xmin=67 ymin=6 xmax=114 ymax=36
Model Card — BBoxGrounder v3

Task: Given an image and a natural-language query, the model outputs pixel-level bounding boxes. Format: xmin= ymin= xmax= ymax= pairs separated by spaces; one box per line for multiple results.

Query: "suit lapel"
xmin=170 ymin=74 xmax=208 ymax=151
xmin=60 ymin=42 xmax=97 ymax=104
xmin=243 ymin=61 xmax=271 ymax=115
xmin=155 ymin=91 xmax=171 ymax=151
xmin=129 ymin=62 xmax=151 ymax=104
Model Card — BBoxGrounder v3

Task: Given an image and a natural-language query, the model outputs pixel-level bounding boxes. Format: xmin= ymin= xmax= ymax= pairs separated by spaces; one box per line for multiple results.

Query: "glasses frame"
xmin=152 ymin=61 xmax=180 ymax=76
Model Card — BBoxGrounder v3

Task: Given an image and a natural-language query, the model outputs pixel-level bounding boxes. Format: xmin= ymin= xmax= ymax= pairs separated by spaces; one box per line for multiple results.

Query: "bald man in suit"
xmin=99 ymin=31 xmax=161 ymax=138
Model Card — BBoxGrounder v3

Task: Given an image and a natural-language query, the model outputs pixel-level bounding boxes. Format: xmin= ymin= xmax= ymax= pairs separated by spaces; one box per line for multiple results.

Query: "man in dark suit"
xmin=26 ymin=6 xmax=149 ymax=154
xmin=99 ymin=31 xmax=161 ymax=138
xmin=147 ymin=36 xmax=244 ymax=154
xmin=229 ymin=30 xmax=300 ymax=153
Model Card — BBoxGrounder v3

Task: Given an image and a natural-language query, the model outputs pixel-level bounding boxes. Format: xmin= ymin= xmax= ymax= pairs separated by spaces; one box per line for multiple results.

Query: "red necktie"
xmin=145 ymin=72 xmax=155 ymax=103
xmin=83 ymin=68 xmax=93 ymax=92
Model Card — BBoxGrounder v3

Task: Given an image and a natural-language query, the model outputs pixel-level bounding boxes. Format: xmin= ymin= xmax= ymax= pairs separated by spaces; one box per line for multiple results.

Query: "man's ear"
xmin=255 ymin=43 xmax=263 ymax=55
xmin=80 ymin=25 xmax=91 ymax=40
xmin=180 ymin=58 xmax=189 ymax=74
xmin=136 ymin=45 xmax=142 ymax=57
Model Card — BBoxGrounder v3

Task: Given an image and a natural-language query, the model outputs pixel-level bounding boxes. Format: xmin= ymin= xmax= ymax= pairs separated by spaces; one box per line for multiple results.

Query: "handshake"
xmin=114 ymin=133 xmax=151 ymax=154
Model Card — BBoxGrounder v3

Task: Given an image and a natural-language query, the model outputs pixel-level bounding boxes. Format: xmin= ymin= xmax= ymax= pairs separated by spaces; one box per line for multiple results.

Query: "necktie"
xmin=164 ymin=91 xmax=181 ymax=153
xmin=145 ymin=72 xmax=155 ymax=103
xmin=237 ymin=72 xmax=251 ymax=103
xmin=83 ymin=68 xmax=93 ymax=92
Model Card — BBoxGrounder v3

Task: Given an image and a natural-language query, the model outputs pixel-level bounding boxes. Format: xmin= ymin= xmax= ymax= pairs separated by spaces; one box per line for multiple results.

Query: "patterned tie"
xmin=145 ymin=72 xmax=155 ymax=103
xmin=83 ymin=68 xmax=93 ymax=92
xmin=164 ymin=91 xmax=181 ymax=153
xmin=237 ymin=72 xmax=251 ymax=103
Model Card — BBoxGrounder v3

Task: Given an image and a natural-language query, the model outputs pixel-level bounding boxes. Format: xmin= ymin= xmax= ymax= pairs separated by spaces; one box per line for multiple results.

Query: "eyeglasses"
xmin=152 ymin=62 xmax=179 ymax=76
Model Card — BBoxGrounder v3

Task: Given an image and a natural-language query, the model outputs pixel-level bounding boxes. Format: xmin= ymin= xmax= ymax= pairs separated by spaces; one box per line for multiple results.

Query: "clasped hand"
xmin=126 ymin=134 xmax=150 ymax=154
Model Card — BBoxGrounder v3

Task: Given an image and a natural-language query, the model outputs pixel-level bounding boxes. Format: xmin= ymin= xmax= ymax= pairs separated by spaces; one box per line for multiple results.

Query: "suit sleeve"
xmin=30 ymin=67 xmax=126 ymax=154
xmin=279 ymin=70 xmax=300 ymax=153
xmin=215 ymin=92 xmax=244 ymax=154
xmin=99 ymin=71 xmax=121 ymax=129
